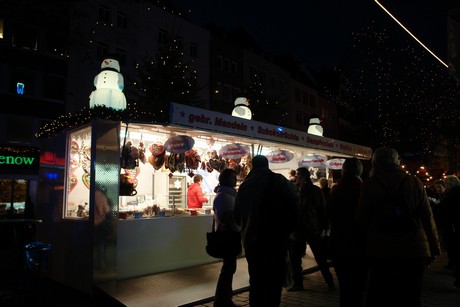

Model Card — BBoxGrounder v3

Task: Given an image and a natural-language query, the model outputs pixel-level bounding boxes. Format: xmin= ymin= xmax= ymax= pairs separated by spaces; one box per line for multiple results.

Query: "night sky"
xmin=171 ymin=0 xmax=459 ymax=71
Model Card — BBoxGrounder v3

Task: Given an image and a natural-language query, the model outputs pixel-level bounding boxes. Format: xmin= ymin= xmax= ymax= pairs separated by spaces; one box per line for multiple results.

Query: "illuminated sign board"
xmin=0 ymin=145 xmax=40 ymax=175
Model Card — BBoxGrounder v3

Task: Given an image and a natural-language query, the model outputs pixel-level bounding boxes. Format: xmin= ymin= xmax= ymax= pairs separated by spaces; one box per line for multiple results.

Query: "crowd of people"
xmin=210 ymin=147 xmax=459 ymax=307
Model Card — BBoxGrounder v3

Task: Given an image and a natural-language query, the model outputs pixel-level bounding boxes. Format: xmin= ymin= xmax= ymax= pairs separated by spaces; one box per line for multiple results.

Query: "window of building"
xmin=6 ymin=116 xmax=33 ymax=143
xmin=296 ymin=111 xmax=302 ymax=125
xmin=222 ymin=84 xmax=232 ymax=103
xmin=232 ymin=87 xmax=241 ymax=100
xmin=231 ymin=61 xmax=237 ymax=74
xmin=158 ymin=28 xmax=169 ymax=45
xmin=116 ymin=12 xmax=127 ymax=29
xmin=96 ymin=43 xmax=108 ymax=60
xmin=214 ymin=81 xmax=222 ymax=99
xmin=189 ymin=72 xmax=198 ymax=87
xmin=11 ymin=24 xmax=38 ymax=50
xmin=249 ymin=65 xmax=257 ymax=81
xmin=173 ymin=35 xmax=183 ymax=50
xmin=224 ymin=59 xmax=230 ymax=72
xmin=309 ymin=94 xmax=315 ymax=107
xmin=302 ymin=91 xmax=308 ymax=105
xmin=98 ymin=5 xmax=111 ymax=24
xmin=279 ymin=80 xmax=286 ymax=95
xmin=189 ymin=42 xmax=197 ymax=57
xmin=0 ymin=179 xmax=28 ymax=219
xmin=115 ymin=48 xmax=126 ymax=65
xmin=10 ymin=69 xmax=34 ymax=96
xmin=0 ymin=18 xmax=4 ymax=39
xmin=295 ymin=88 xmax=301 ymax=102
xmin=43 ymin=75 xmax=65 ymax=100
xmin=46 ymin=32 xmax=66 ymax=56
xmin=303 ymin=113 xmax=309 ymax=126
xmin=270 ymin=76 xmax=276 ymax=89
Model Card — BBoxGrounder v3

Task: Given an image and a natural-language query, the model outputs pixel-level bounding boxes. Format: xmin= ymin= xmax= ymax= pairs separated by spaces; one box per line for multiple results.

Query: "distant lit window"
xmin=98 ymin=5 xmax=111 ymax=24
xmin=116 ymin=12 xmax=127 ymax=29
xmin=0 ymin=18 xmax=4 ymax=39
xmin=189 ymin=42 xmax=197 ymax=57
xmin=11 ymin=25 xmax=38 ymax=50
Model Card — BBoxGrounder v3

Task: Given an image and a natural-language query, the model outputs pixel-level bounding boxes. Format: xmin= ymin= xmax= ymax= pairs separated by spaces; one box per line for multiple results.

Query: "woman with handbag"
xmin=213 ymin=168 xmax=241 ymax=307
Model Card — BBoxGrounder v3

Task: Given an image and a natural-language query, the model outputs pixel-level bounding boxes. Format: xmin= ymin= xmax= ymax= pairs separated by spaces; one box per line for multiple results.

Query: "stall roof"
xmin=167 ymin=102 xmax=372 ymax=159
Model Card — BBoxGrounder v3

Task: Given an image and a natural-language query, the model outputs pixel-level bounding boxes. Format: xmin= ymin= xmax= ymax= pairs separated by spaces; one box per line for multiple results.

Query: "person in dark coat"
xmin=355 ymin=147 xmax=440 ymax=307
xmin=234 ymin=155 xmax=299 ymax=306
xmin=295 ymin=167 xmax=335 ymax=291
xmin=213 ymin=168 xmax=240 ymax=307
xmin=328 ymin=158 xmax=369 ymax=306
xmin=442 ymin=175 xmax=460 ymax=287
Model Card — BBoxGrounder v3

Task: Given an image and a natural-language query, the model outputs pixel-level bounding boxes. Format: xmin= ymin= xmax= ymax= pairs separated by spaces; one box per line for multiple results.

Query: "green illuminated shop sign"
xmin=0 ymin=145 xmax=40 ymax=174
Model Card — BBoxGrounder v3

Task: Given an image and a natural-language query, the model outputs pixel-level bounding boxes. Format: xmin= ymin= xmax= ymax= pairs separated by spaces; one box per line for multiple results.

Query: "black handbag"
xmin=206 ymin=218 xmax=242 ymax=259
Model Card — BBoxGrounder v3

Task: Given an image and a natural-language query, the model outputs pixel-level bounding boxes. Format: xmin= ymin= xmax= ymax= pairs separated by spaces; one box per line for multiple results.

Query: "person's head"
xmin=372 ymin=147 xmax=399 ymax=170
xmin=444 ymin=175 xmax=460 ymax=190
xmin=219 ymin=168 xmax=237 ymax=188
xmin=342 ymin=157 xmax=363 ymax=178
xmin=289 ymin=169 xmax=297 ymax=179
xmin=252 ymin=155 xmax=269 ymax=170
xmin=433 ymin=179 xmax=446 ymax=194
xmin=193 ymin=174 xmax=203 ymax=184
xmin=318 ymin=177 xmax=329 ymax=189
xmin=296 ymin=167 xmax=312 ymax=187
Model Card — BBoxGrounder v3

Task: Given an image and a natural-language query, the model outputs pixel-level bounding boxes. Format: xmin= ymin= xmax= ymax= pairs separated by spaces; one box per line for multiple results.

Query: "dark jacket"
xmin=298 ymin=183 xmax=328 ymax=242
xmin=213 ymin=185 xmax=240 ymax=232
xmin=328 ymin=175 xmax=365 ymax=257
xmin=356 ymin=165 xmax=440 ymax=258
xmin=234 ymin=168 xmax=299 ymax=252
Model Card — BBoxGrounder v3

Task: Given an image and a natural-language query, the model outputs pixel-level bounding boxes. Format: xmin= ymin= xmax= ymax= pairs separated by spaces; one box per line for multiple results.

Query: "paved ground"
xmin=2 ymin=251 xmax=459 ymax=306
xmin=190 ymin=252 xmax=460 ymax=307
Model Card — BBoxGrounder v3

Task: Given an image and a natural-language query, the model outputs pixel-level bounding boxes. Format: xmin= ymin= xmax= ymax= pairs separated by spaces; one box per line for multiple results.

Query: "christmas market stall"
xmin=35 ymin=101 xmax=372 ymax=295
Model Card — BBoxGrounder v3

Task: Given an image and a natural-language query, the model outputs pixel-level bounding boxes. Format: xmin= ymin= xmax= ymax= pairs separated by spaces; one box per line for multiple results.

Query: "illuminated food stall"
xmin=38 ymin=102 xmax=372 ymax=295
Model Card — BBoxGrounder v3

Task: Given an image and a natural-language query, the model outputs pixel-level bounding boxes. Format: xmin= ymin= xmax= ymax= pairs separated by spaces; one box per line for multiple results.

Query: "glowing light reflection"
xmin=374 ymin=0 xmax=448 ymax=68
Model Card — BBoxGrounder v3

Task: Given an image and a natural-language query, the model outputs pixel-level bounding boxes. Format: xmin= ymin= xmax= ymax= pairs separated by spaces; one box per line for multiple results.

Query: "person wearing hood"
xmin=234 ymin=155 xmax=299 ymax=306
xmin=355 ymin=147 xmax=440 ymax=307
xmin=213 ymin=168 xmax=240 ymax=307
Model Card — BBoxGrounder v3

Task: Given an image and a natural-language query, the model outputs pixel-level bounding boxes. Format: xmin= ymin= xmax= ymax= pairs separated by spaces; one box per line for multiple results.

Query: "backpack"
xmin=374 ymin=175 xmax=419 ymax=233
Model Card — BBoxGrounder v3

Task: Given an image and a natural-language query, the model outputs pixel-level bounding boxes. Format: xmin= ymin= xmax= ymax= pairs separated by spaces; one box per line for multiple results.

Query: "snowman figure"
xmin=89 ymin=58 xmax=127 ymax=110
xmin=231 ymin=97 xmax=252 ymax=119
xmin=307 ymin=115 xmax=323 ymax=136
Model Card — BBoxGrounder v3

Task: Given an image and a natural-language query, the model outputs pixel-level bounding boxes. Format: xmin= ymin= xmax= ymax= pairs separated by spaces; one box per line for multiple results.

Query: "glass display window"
xmin=0 ymin=178 xmax=28 ymax=218
xmin=64 ymin=125 xmax=91 ymax=219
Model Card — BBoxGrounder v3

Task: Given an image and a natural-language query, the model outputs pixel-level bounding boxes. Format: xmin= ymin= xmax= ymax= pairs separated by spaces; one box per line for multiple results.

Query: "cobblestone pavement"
xmin=191 ymin=252 xmax=460 ymax=307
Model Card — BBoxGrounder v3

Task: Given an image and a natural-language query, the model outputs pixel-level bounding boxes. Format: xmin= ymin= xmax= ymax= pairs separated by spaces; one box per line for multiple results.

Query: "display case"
xmin=64 ymin=125 xmax=91 ymax=219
